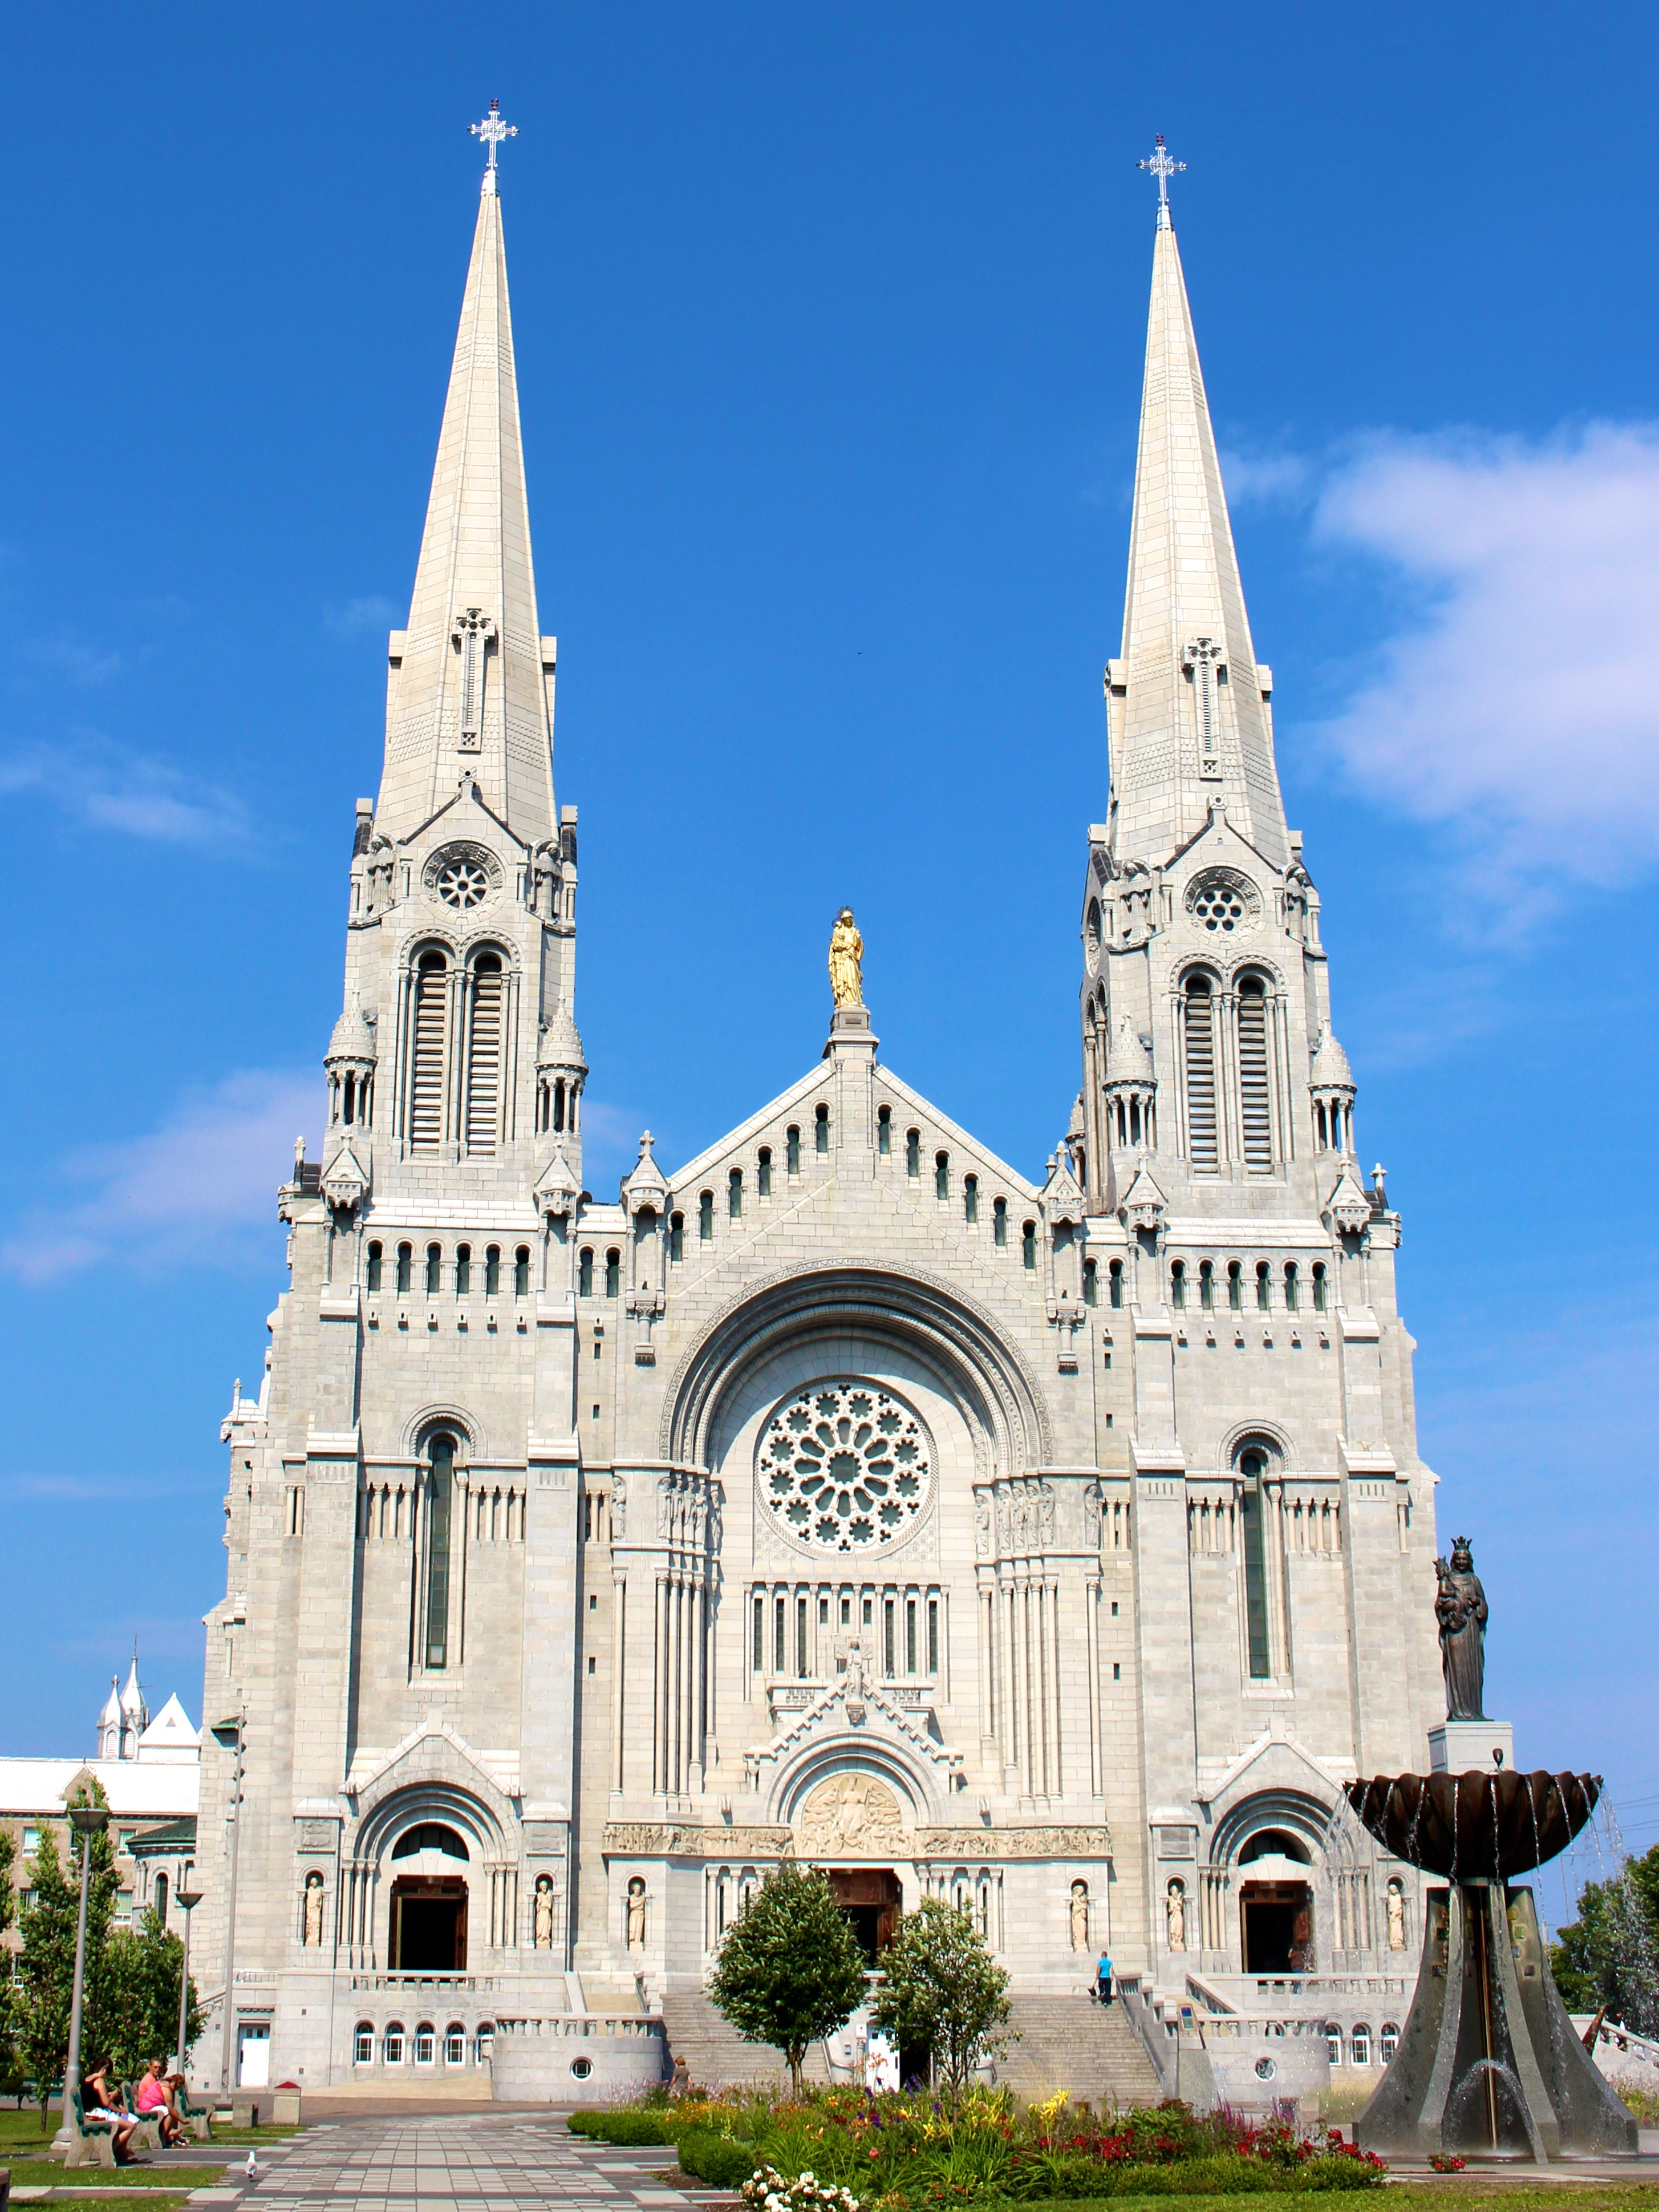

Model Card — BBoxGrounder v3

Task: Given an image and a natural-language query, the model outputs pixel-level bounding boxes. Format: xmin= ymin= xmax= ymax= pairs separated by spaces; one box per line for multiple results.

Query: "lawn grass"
xmin=1 ymin=2161 xmax=210 ymax=2188
xmin=1008 ymin=2198 xmax=1659 ymax=2212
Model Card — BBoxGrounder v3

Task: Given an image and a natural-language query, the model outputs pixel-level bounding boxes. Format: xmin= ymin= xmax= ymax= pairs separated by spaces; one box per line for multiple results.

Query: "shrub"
xmin=566 ymin=2107 xmax=671 ymax=2145
xmin=678 ymin=2131 xmax=761 ymax=2189
xmin=707 ymin=1864 xmax=869 ymax=2096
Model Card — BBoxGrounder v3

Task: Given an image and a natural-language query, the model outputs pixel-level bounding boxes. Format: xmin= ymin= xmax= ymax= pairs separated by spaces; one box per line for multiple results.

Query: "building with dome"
xmin=193 ymin=125 xmax=1442 ymax=2104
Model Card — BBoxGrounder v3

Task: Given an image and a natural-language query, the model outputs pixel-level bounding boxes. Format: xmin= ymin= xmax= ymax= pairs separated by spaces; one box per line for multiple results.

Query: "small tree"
xmin=870 ymin=1896 xmax=1011 ymax=2091
xmin=103 ymin=1908 xmax=204 ymax=2082
xmin=15 ymin=1781 xmax=118 ymax=2130
xmin=1551 ymin=1841 xmax=1659 ymax=2036
xmin=706 ymin=1860 xmax=869 ymax=2093
xmin=0 ymin=1828 xmax=19 ymax=2102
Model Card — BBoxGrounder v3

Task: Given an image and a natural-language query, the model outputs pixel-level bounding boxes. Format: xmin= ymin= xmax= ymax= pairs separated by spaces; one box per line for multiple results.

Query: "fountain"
xmin=1342 ymin=1542 xmax=1638 ymax=2160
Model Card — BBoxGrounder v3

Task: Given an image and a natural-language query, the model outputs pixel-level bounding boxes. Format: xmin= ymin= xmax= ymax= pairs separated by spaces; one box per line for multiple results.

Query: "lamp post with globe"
xmin=175 ymin=1886 xmax=203 ymax=2075
xmin=57 ymin=1801 xmax=110 ymax=2147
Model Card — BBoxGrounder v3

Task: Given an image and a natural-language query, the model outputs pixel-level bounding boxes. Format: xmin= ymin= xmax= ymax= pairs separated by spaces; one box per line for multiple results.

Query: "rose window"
xmin=757 ymin=1380 xmax=932 ymax=1553
xmin=1187 ymin=870 xmax=1258 ymax=935
xmin=436 ymin=858 xmax=490 ymax=910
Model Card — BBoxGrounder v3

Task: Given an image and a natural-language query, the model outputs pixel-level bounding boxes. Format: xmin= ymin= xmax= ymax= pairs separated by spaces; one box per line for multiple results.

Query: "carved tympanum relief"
xmin=796 ymin=1772 xmax=907 ymax=1857
xmin=757 ymin=1380 xmax=932 ymax=1555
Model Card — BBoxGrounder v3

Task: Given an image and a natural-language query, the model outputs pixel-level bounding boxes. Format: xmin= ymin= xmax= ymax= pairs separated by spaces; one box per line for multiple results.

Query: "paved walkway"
xmin=183 ymin=2116 xmax=714 ymax=2212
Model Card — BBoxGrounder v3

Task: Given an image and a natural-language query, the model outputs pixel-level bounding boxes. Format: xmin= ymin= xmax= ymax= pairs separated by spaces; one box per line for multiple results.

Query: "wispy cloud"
xmin=0 ymin=732 xmax=249 ymax=843
xmin=1304 ymin=422 xmax=1659 ymax=902
xmin=1218 ymin=445 xmax=1312 ymax=507
xmin=2 ymin=1470 xmax=210 ymax=1501
xmin=323 ymin=593 xmax=398 ymax=640
xmin=23 ymin=627 xmax=126 ymax=684
xmin=1 ymin=1069 xmax=321 ymax=1282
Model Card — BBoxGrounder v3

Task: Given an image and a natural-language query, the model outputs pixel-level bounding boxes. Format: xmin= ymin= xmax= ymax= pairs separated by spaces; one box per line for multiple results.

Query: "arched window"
xmin=1283 ymin=1262 xmax=1299 ymax=1311
xmin=605 ymin=1248 xmax=620 ymax=1298
xmin=906 ymin=1129 xmax=921 ymax=1177
xmin=787 ymin=1125 xmax=801 ymax=1175
xmin=475 ymin=2023 xmax=495 ymax=2064
xmin=1227 ymin=1260 xmax=1243 ymax=1311
xmin=1083 ymin=1257 xmax=1098 ymax=1306
xmin=155 ymin=1871 xmax=168 ymax=1924
xmin=1237 ymin=1445 xmax=1272 ymax=1679
xmin=1325 ymin=2023 xmax=1342 ymax=2067
xmin=1171 ymin=1259 xmax=1186 ymax=1310
xmin=728 ymin=1168 xmax=743 ymax=1220
xmin=964 ymin=1174 xmax=979 ymax=1224
xmin=1021 ymin=1221 xmax=1037 ymax=1270
xmin=464 ymin=953 xmax=505 ymax=1156
xmin=396 ymin=1242 xmax=412 ymax=1294
xmin=815 ymin=1103 xmax=829 ymax=1153
xmin=669 ymin=1212 xmax=684 ymax=1263
xmin=1236 ymin=975 xmax=1273 ymax=1172
xmin=425 ymin=1243 xmax=442 ymax=1295
xmin=1109 ymin=1258 xmax=1123 ymax=1308
xmin=757 ymin=1147 xmax=772 ymax=1197
xmin=1256 ymin=1261 xmax=1271 ymax=1311
xmin=935 ymin=1151 xmax=950 ymax=1199
xmin=366 ymin=1241 xmax=383 ymax=1293
xmin=485 ymin=1245 xmax=500 ymax=1295
xmin=354 ymin=2023 xmax=374 ymax=2065
xmin=445 ymin=2024 xmax=466 ymax=2067
xmin=1183 ymin=975 xmax=1219 ymax=1170
xmin=455 ymin=1244 xmax=470 ymax=1296
xmin=699 ymin=1191 xmax=713 ymax=1241
xmin=1350 ymin=2024 xmax=1372 ymax=2068
xmin=384 ymin=2022 xmax=406 ymax=2065
xmin=1086 ymin=897 xmax=1102 ymax=956
xmin=1380 ymin=2022 xmax=1400 ymax=2064
xmin=1312 ymin=1261 xmax=1328 ymax=1312
xmin=425 ymin=1434 xmax=456 ymax=1670
xmin=578 ymin=1249 xmax=593 ymax=1297
xmin=1199 ymin=1259 xmax=1214 ymax=1311
xmin=1315 ymin=1100 xmax=1328 ymax=1149
xmin=993 ymin=1197 xmax=1008 ymax=1247
xmin=514 ymin=1245 xmax=530 ymax=1295
xmin=877 ymin=1105 xmax=891 ymax=1156
xmin=409 ymin=951 xmax=448 ymax=1154
xmin=415 ymin=2024 xmax=436 ymax=2066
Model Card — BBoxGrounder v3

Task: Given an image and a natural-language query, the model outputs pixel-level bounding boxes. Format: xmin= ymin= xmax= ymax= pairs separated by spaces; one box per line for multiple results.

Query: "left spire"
xmin=374 ymin=105 xmax=557 ymax=849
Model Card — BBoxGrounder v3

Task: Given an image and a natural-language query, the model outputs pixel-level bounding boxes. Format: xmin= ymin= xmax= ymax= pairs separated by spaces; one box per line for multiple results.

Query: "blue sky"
xmin=2 ymin=3 xmax=1656 ymax=1874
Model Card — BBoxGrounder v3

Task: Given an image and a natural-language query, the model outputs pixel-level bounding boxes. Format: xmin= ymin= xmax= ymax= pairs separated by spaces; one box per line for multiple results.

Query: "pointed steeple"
xmin=1109 ymin=166 xmax=1288 ymax=872
xmin=376 ymin=131 xmax=555 ymax=849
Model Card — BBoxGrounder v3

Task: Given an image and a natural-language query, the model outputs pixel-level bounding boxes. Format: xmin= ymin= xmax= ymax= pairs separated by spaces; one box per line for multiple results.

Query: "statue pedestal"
xmin=1429 ymin=1719 xmax=1514 ymax=1773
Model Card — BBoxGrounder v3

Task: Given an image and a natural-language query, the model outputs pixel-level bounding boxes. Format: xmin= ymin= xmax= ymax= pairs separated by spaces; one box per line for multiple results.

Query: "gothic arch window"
xmin=993 ymin=1197 xmax=1008 ymax=1247
xmin=964 ymin=1174 xmax=979 ymax=1223
xmin=367 ymin=1241 xmax=383 ymax=1293
xmin=464 ymin=953 xmax=506 ymax=1156
xmin=1021 ymin=1220 xmax=1037 ymax=1270
xmin=579 ymin=1248 xmax=593 ymax=1297
xmin=1235 ymin=1441 xmax=1276 ymax=1680
xmin=906 ymin=1128 xmax=921 ymax=1178
xmin=1086 ymin=898 xmax=1102 ymax=957
xmin=1283 ymin=1262 xmax=1299 ymax=1311
xmin=1312 ymin=1261 xmax=1328 ymax=1312
xmin=757 ymin=1147 xmax=772 ymax=1197
xmin=1199 ymin=1259 xmax=1214 ymax=1310
xmin=1182 ymin=973 xmax=1220 ymax=1171
xmin=669 ymin=1212 xmax=684 ymax=1263
xmin=1256 ymin=1261 xmax=1271 ymax=1311
xmin=1236 ymin=973 xmax=1274 ymax=1172
xmin=1109 ymin=1258 xmax=1123 ymax=1308
xmin=699 ymin=1191 xmax=713 ymax=1241
xmin=935 ymin=1150 xmax=950 ymax=1199
xmin=424 ymin=1431 xmax=458 ymax=1671
xmin=1227 ymin=1259 xmax=1243 ymax=1310
xmin=485 ymin=1245 xmax=500 ymax=1295
xmin=605 ymin=1248 xmax=620 ymax=1298
xmin=425 ymin=1242 xmax=442 ymax=1295
xmin=1171 ymin=1259 xmax=1186 ymax=1310
xmin=729 ymin=1168 xmax=743 ymax=1220
xmin=877 ymin=1105 xmax=891 ymax=1156
xmin=396 ymin=1242 xmax=413 ymax=1294
xmin=815 ymin=1103 xmax=830 ymax=1153
xmin=455 ymin=1244 xmax=470 ymax=1295
xmin=408 ymin=950 xmax=449 ymax=1154
xmin=788 ymin=1125 xmax=802 ymax=1174
xmin=1083 ymin=1257 xmax=1098 ymax=1306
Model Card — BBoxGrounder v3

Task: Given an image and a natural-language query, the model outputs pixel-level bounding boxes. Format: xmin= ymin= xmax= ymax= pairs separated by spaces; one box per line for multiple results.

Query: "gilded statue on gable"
xmin=829 ymin=908 xmax=863 ymax=1008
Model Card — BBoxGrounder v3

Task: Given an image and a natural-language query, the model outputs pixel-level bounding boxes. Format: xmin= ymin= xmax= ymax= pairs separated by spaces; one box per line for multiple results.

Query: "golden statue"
xmin=828 ymin=907 xmax=863 ymax=1008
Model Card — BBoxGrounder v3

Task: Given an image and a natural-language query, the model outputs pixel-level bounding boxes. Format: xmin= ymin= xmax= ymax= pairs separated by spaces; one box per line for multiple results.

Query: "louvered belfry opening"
xmin=1237 ymin=977 xmax=1273 ymax=1172
xmin=409 ymin=951 xmax=449 ymax=1154
xmin=465 ymin=954 xmax=505 ymax=1156
xmin=1184 ymin=975 xmax=1219 ymax=1171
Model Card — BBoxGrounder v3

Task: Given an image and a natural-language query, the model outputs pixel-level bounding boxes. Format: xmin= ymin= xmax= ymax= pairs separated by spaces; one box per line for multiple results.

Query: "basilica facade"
xmin=194 ymin=134 xmax=1442 ymax=2097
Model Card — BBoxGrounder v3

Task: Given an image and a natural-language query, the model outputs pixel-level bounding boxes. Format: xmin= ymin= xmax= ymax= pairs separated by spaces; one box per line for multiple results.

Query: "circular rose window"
xmin=1186 ymin=868 xmax=1260 ymax=936
xmin=757 ymin=1380 xmax=932 ymax=1553
xmin=437 ymin=858 xmax=490 ymax=909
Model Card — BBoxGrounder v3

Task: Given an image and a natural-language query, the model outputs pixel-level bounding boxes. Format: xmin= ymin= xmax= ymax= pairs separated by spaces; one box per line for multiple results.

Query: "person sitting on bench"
xmin=135 ymin=2057 xmax=188 ymax=2146
xmin=82 ymin=2066 xmax=140 ymax=2162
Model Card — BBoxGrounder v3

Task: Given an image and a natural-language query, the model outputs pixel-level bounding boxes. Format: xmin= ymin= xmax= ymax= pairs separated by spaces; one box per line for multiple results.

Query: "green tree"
xmin=103 ymin=1907 xmax=204 ymax=2082
xmin=1551 ymin=1841 xmax=1659 ymax=2036
xmin=705 ymin=1860 xmax=869 ymax=2093
xmin=870 ymin=1896 xmax=1012 ymax=2091
xmin=0 ymin=1824 xmax=19 ymax=2101
xmin=15 ymin=1782 xmax=118 ymax=2131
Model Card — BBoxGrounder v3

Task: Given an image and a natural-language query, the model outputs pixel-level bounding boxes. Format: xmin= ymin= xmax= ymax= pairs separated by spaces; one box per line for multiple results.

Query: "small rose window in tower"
xmin=1193 ymin=882 xmax=1244 ymax=931
xmin=437 ymin=858 xmax=490 ymax=909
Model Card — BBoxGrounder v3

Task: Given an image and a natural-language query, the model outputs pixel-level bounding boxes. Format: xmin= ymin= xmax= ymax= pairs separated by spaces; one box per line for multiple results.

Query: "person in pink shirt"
xmin=134 ymin=2057 xmax=187 ymax=2146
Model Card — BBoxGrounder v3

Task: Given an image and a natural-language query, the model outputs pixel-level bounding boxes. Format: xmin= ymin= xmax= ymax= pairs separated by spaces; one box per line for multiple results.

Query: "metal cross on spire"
xmin=1137 ymin=135 xmax=1185 ymax=230
xmin=470 ymin=100 xmax=517 ymax=196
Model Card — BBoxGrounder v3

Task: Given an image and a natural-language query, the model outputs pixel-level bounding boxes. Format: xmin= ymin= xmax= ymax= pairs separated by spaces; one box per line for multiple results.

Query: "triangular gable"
xmin=397 ymin=775 xmax=529 ymax=858
xmin=744 ymin=1669 xmax=963 ymax=1821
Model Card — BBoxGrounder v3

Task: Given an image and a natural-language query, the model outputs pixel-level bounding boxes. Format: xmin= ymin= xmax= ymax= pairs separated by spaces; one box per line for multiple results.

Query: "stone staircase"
xmin=660 ymin=1990 xmax=835 ymax=2089
xmin=996 ymin=1994 xmax=1161 ymax=2109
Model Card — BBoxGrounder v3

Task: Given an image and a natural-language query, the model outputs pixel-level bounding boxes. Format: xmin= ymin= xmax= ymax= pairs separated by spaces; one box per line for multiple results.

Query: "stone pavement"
xmin=182 ymin=2117 xmax=717 ymax=2212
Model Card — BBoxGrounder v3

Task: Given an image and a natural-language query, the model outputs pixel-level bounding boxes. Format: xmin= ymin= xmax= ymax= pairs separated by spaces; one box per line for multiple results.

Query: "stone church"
xmin=195 ymin=125 xmax=1443 ymax=2099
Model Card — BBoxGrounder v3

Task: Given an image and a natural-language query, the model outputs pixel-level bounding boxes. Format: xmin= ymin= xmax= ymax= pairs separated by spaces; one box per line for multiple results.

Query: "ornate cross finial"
xmin=1137 ymin=135 xmax=1185 ymax=230
xmin=470 ymin=100 xmax=517 ymax=196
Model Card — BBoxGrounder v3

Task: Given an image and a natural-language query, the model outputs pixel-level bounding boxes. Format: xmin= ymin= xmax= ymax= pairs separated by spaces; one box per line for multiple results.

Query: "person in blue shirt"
xmin=1096 ymin=1950 xmax=1113 ymax=2004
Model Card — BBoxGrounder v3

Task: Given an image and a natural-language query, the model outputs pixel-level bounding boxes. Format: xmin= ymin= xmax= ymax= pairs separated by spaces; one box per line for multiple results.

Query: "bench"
xmin=116 ymin=2088 xmax=165 ymax=2153
xmin=175 ymin=2083 xmax=214 ymax=2142
xmin=63 ymin=2088 xmax=118 ymax=2169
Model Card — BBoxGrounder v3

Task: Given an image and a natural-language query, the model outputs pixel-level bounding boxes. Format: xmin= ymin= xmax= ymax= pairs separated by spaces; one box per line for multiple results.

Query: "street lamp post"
xmin=57 ymin=1802 xmax=110 ymax=2148
xmin=175 ymin=1886 xmax=203 ymax=2076
xmin=210 ymin=1713 xmax=246 ymax=2097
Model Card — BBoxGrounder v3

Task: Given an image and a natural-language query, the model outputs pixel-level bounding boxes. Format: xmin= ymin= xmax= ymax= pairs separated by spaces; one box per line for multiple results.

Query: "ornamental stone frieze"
xmin=599 ymin=1818 xmax=1112 ymax=1863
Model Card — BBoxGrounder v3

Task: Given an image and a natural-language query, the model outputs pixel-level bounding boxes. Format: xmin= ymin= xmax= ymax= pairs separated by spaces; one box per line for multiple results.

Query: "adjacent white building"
xmin=193 ymin=131 xmax=1441 ymax=2099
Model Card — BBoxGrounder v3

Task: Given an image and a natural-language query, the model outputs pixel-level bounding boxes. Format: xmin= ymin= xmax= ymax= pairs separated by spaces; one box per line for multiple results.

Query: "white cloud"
xmin=1217 ymin=447 xmax=1312 ymax=507
xmin=2 ymin=1069 xmax=321 ymax=1282
xmin=1307 ymin=423 xmax=1659 ymax=892
xmin=324 ymin=594 xmax=399 ymax=640
xmin=0 ymin=733 xmax=249 ymax=844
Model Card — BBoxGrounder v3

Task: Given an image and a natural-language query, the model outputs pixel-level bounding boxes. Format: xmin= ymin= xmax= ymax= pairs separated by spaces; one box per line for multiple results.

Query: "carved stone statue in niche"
xmin=1386 ymin=1878 xmax=1406 ymax=1952
xmin=1166 ymin=1879 xmax=1186 ymax=1952
xmin=974 ymin=1491 xmax=992 ymax=1559
xmin=1069 ymin=1878 xmax=1090 ymax=1952
xmin=611 ymin=1473 xmax=628 ymax=1541
xmin=302 ymin=1870 xmax=324 ymax=1948
xmin=797 ymin=1771 xmax=905 ymax=1858
xmin=1434 ymin=1534 xmax=1488 ymax=1720
xmin=626 ymin=1875 xmax=647 ymax=1951
xmin=534 ymin=1874 xmax=555 ymax=1950
xmin=1083 ymin=1481 xmax=1102 ymax=1549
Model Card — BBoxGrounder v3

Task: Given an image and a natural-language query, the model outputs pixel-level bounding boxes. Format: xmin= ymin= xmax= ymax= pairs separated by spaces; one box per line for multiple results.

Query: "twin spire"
xmin=375 ymin=107 xmax=557 ymax=851
xmin=1109 ymin=146 xmax=1290 ymax=872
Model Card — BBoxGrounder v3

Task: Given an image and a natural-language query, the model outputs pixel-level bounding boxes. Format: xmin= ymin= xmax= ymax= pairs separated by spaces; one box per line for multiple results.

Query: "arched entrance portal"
xmin=389 ymin=1822 xmax=470 ymax=1970
xmin=1237 ymin=1829 xmax=1313 ymax=1974
xmin=825 ymin=1867 xmax=902 ymax=1965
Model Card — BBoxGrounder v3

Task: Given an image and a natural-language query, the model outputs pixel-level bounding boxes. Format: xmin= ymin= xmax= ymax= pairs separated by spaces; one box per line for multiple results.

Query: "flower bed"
xmin=567 ymin=2088 xmax=1386 ymax=2203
